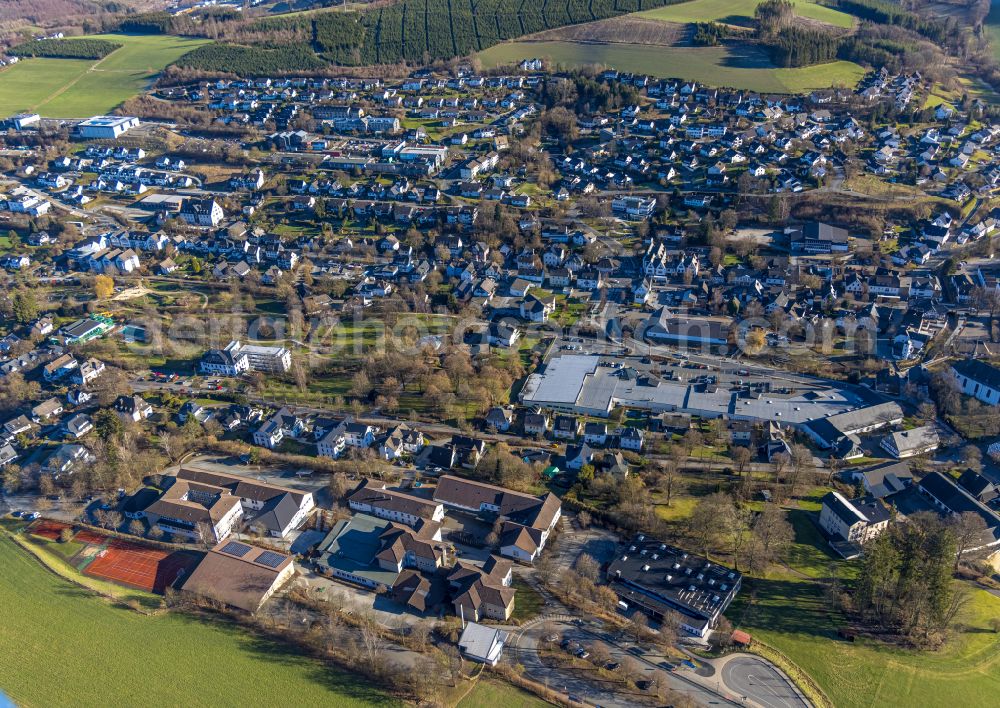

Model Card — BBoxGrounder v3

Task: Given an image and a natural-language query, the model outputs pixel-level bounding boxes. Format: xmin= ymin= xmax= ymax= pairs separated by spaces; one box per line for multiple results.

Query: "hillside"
xmin=173 ymin=0 xmax=696 ymax=72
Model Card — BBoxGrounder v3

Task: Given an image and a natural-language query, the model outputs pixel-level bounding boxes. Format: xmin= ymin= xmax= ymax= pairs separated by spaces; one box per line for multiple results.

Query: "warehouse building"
xmin=77 ymin=115 xmax=139 ymax=139
xmin=520 ymin=354 xmax=898 ymax=435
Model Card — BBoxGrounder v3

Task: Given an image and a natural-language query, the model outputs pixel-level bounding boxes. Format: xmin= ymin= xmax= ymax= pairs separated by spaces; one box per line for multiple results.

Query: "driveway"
xmin=719 ymin=654 xmax=809 ymax=708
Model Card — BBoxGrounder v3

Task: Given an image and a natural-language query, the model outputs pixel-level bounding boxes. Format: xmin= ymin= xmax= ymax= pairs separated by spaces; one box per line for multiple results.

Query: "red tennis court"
xmin=84 ymin=539 xmax=199 ymax=593
xmin=28 ymin=520 xmax=72 ymax=540
xmin=75 ymin=529 xmax=110 ymax=545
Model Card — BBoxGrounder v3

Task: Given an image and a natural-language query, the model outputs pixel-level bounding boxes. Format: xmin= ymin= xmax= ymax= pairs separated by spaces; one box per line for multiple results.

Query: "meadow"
xmin=729 ymin=493 xmax=1000 ymax=708
xmin=477 ymin=40 xmax=865 ymax=93
xmin=737 ymin=573 xmax=1000 ymax=708
xmin=637 ymin=0 xmax=857 ymax=28
xmin=641 ymin=477 xmax=1000 ymax=708
xmin=987 ymin=0 xmax=1000 ymax=62
xmin=0 ymin=33 xmax=209 ymax=117
xmin=0 ymin=533 xmax=396 ymax=707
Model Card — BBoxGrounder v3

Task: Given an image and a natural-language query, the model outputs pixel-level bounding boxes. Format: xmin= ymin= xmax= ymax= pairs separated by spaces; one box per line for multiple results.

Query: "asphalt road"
xmin=721 ymin=656 xmax=809 ymax=708
xmin=513 ymin=618 xmax=740 ymax=707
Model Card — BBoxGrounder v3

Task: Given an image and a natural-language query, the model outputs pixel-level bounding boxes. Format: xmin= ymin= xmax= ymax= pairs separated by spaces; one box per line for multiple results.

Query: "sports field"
xmin=0 ymin=533 xmax=397 ymax=707
xmin=28 ymin=519 xmax=72 ymax=540
xmin=478 ymin=41 xmax=865 ymax=93
xmin=84 ymin=537 xmax=199 ymax=593
xmin=638 ymin=0 xmax=856 ymax=28
xmin=0 ymin=33 xmax=209 ymax=117
xmin=28 ymin=521 xmax=200 ymax=593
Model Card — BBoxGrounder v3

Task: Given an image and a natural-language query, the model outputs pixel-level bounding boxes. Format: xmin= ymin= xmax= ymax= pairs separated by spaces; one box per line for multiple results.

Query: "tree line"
xmin=162 ymin=0 xmax=692 ymax=73
xmin=9 ymin=37 xmax=120 ymax=59
xmin=764 ymin=25 xmax=841 ymax=67
xmin=832 ymin=0 xmax=953 ymax=45
xmin=692 ymin=21 xmax=743 ymax=46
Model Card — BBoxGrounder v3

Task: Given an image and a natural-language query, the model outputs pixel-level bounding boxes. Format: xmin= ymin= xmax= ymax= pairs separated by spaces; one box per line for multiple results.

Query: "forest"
xmin=114 ymin=11 xmax=177 ymax=34
xmin=752 ymin=0 xmax=945 ymax=71
xmin=832 ymin=0 xmax=952 ymax=45
xmin=9 ymin=37 xmax=121 ymax=59
xmin=692 ymin=21 xmax=742 ymax=46
xmin=174 ymin=42 xmax=327 ymax=75
xmin=764 ymin=26 xmax=840 ymax=67
xmin=172 ymin=0 xmax=693 ymax=72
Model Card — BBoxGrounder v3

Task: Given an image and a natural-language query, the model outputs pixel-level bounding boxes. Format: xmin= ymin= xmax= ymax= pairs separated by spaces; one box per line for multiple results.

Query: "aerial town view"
xmin=1 ymin=0 xmax=1000 ymax=706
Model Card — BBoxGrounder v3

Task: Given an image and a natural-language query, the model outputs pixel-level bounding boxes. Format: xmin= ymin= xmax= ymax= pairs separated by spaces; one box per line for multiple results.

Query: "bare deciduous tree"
xmin=732 ymin=446 xmax=753 ymax=478
xmin=950 ymin=511 xmax=989 ymax=570
xmin=575 ymin=553 xmax=601 ymax=582
xmin=358 ymin=612 xmax=388 ymax=672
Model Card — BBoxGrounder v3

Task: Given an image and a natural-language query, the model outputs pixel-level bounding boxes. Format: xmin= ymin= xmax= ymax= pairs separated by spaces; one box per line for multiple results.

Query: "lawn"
xmin=477 ymin=41 xmax=864 ymax=93
xmin=654 ymin=495 xmax=700 ymax=521
xmin=638 ymin=0 xmax=856 ymax=28
xmin=737 ymin=577 xmax=1000 ymax=708
xmin=0 ymin=533 xmax=396 ymax=707
xmin=511 ymin=577 xmax=547 ymax=624
xmin=0 ymin=33 xmax=209 ymax=117
xmin=458 ymin=679 xmax=552 ymax=707
xmin=731 ymin=502 xmax=1000 ymax=708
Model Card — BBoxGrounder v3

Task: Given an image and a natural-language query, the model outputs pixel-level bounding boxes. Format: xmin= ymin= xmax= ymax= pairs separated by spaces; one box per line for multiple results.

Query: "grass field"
xmin=458 ymin=679 xmax=552 ymax=707
xmin=0 ymin=533 xmax=396 ymax=707
xmin=987 ymin=0 xmax=1000 ymax=62
xmin=730 ymin=494 xmax=1000 ymax=708
xmin=638 ymin=0 xmax=856 ymax=28
xmin=0 ymin=33 xmax=209 ymax=117
xmin=738 ymin=577 xmax=1000 ymax=708
xmin=477 ymin=41 xmax=864 ymax=93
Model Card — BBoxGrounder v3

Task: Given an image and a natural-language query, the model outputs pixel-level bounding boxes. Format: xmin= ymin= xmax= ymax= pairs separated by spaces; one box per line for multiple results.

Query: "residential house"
xmin=114 ymin=394 xmax=153 ymax=422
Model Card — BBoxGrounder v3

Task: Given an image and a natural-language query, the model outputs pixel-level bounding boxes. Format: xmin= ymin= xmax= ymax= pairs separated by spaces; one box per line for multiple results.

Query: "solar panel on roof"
xmin=255 ymin=551 xmax=286 ymax=568
xmin=220 ymin=541 xmax=252 ymax=557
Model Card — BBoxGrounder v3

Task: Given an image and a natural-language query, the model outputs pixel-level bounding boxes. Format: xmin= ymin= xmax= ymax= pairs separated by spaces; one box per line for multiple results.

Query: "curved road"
xmin=511 ymin=618 xmax=742 ymax=707
xmin=720 ymin=655 xmax=809 ymax=708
